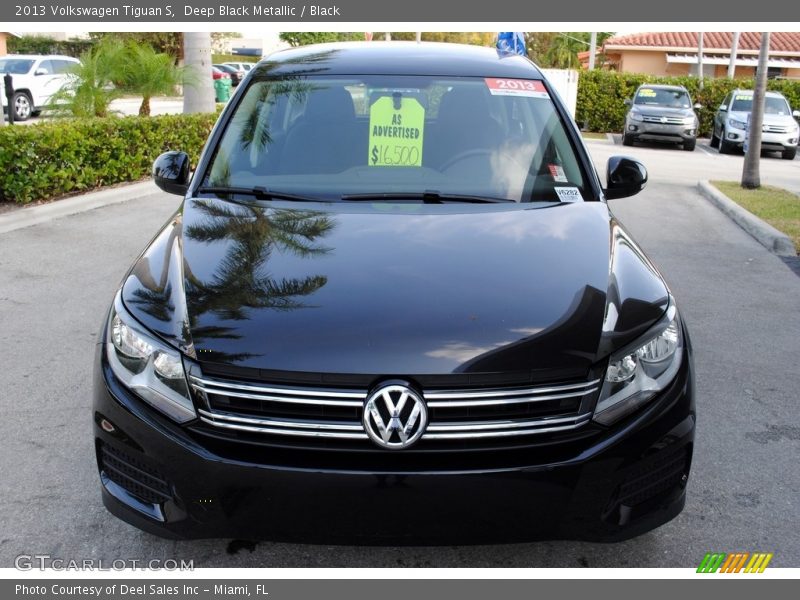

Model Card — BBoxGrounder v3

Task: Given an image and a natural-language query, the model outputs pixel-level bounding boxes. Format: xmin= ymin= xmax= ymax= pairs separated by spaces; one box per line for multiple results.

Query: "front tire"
xmin=622 ymin=133 xmax=635 ymax=146
xmin=719 ymin=130 xmax=734 ymax=154
xmin=12 ymin=92 xmax=33 ymax=121
xmin=783 ymin=147 xmax=797 ymax=160
xmin=710 ymin=128 xmax=720 ymax=148
xmin=683 ymin=139 xmax=696 ymax=151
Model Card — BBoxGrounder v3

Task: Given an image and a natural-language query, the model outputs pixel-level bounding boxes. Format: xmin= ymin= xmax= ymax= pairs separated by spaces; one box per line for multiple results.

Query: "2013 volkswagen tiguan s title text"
xmin=94 ymin=42 xmax=695 ymax=543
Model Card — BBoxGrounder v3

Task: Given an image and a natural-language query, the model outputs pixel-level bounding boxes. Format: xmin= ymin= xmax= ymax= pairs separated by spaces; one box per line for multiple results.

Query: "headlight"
xmin=593 ymin=303 xmax=683 ymax=426
xmin=630 ymin=112 xmax=644 ymax=122
xmin=682 ymin=116 xmax=696 ymax=126
xmin=728 ymin=118 xmax=747 ymax=130
xmin=106 ymin=293 xmax=196 ymax=423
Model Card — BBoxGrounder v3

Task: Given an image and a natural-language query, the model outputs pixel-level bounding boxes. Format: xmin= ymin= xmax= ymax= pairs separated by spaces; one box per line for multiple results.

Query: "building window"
xmin=767 ymin=67 xmax=784 ymax=79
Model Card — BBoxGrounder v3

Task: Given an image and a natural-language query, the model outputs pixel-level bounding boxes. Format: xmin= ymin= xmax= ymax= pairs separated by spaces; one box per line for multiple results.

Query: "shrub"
xmin=576 ymin=70 xmax=800 ymax=135
xmin=0 ymin=112 xmax=220 ymax=204
xmin=8 ymin=35 xmax=93 ymax=57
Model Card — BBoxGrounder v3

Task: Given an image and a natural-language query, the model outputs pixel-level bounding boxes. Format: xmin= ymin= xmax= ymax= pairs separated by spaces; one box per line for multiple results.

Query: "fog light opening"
xmin=100 ymin=418 xmax=116 ymax=433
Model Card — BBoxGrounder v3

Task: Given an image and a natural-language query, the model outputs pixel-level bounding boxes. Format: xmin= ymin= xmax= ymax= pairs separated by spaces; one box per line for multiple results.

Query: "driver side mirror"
xmin=693 ymin=103 xmax=703 ymax=110
xmin=153 ymin=151 xmax=190 ymax=196
xmin=34 ymin=68 xmax=49 ymax=76
xmin=793 ymin=110 xmax=800 ymax=119
xmin=604 ymin=156 xmax=648 ymax=200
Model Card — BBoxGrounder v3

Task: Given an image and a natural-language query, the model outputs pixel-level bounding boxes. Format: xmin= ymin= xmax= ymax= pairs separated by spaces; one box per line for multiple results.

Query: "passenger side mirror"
xmin=719 ymin=104 xmax=728 ymax=112
xmin=153 ymin=151 xmax=190 ymax=196
xmin=604 ymin=156 xmax=648 ymax=200
xmin=34 ymin=68 xmax=49 ymax=76
xmin=623 ymin=98 xmax=632 ymax=107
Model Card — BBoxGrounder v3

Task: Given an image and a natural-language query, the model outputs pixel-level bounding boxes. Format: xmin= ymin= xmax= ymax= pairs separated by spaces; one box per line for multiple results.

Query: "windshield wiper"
xmin=340 ymin=191 xmax=514 ymax=204
xmin=197 ymin=186 xmax=322 ymax=203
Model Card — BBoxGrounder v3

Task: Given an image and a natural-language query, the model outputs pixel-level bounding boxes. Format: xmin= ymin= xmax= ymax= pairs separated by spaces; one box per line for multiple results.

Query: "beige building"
xmin=580 ymin=32 xmax=800 ymax=80
xmin=1 ymin=33 xmax=22 ymax=57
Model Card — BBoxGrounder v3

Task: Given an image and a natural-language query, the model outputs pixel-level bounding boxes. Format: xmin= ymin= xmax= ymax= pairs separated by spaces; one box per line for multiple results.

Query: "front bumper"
xmin=625 ymin=120 xmax=696 ymax=144
xmin=93 ymin=342 xmax=695 ymax=544
xmin=724 ymin=126 xmax=799 ymax=152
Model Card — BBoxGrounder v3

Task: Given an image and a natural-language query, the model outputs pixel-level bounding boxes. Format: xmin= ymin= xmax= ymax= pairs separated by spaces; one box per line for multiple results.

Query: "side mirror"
xmin=693 ymin=103 xmax=703 ymax=110
xmin=623 ymin=98 xmax=632 ymax=107
xmin=793 ymin=110 xmax=800 ymax=119
xmin=604 ymin=156 xmax=648 ymax=200
xmin=719 ymin=104 xmax=727 ymax=112
xmin=153 ymin=151 xmax=190 ymax=196
xmin=34 ymin=68 xmax=49 ymax=76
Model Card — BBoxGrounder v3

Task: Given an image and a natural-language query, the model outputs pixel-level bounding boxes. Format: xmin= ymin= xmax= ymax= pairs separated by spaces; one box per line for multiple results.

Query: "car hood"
xmin=121 ymin=199 xmax=669 ymax=379
xmin=631 ymin=105 xmax=694 ymax=118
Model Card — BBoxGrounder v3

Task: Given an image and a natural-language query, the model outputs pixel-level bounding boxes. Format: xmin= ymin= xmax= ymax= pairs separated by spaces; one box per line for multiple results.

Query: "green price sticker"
xmin=368 ymin=95 xmax=425 ymax=167
xmin=638 ymin=89 xmax=657 ymax=97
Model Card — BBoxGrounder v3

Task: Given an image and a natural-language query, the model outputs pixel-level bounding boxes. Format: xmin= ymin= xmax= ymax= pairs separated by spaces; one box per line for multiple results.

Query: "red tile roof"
xmin=604 ymin=32 xmax=800 ymax=54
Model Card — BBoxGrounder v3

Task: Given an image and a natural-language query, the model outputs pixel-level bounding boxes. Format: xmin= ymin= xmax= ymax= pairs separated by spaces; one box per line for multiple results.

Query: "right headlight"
xmin=630 ymin=112 xmax=644 ymax=122
xmin=593 ymin=302 xmax=683 ymax=426
xmin=728 ymin=118 xmax=747 ymax=130
xmin=105 ymin=293 xmax=196 ymax=424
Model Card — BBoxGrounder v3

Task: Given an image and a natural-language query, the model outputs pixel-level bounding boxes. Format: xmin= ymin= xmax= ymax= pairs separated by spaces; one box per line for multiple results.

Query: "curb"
xmin=697 ymin=180 xmax=797 ymax=257
xmin=0 ymin=180 xmax=162 ymax=235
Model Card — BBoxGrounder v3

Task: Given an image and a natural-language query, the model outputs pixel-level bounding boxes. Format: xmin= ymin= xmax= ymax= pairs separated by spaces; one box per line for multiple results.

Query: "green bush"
xmin=0 ymin=112 xmax=220 ymax=204
xmin=8 ymin=35 xmax=94 ymax=58
xmin=212 ymin=53 xmax=261 ymax=64
xmin=576 ymin=70 xmax=800 ymax=136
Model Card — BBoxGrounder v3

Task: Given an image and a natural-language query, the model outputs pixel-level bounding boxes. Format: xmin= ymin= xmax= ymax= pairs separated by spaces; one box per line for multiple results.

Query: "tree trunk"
xmin=139 ymin=95 xmax=151 ymax=116
xmin=183 ymin=32 xmax=215 ymax=114
xmin=741 ymin=32 xmax=770 ymax=190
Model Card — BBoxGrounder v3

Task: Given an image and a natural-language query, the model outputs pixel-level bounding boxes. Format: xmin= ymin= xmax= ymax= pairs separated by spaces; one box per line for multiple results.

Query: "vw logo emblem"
xmin=363 ymin=383 xmax=428 ymax=450
xmin=660 ymin=116 xmax=668 ymax=123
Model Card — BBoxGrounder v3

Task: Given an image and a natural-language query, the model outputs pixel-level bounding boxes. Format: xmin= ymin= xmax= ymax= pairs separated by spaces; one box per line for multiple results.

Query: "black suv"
xmin=94 ymin=42 xmax=695 ymax=543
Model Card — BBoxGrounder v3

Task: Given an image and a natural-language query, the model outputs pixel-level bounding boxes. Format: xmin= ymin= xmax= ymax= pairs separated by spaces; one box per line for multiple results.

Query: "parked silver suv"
xmin=711 ymin=89 xmax=799 ymax=160
xmin=623 ymin=84 xmax=700 ymax=151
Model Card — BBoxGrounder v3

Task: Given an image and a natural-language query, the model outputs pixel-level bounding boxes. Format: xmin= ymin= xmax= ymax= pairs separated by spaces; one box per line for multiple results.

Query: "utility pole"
xmin=588 ymin=32 xmax=597 ymax=70
xmin=741 ymin=32 xmax=770 ymax=189
xmin=728 ymin=31 xmax=740 ymax=79
xmin=183 ymin=32 xmax=215 ymax=114
xmin=697 ymin=32 xmax=704 ymax=89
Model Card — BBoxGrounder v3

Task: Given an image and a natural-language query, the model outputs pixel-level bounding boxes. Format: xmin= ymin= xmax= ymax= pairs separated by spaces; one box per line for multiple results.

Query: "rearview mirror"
xmin=604 ymin=156 xmax=648 ymax=200
xmin=153 ymin=151 xmax=190 ymax=196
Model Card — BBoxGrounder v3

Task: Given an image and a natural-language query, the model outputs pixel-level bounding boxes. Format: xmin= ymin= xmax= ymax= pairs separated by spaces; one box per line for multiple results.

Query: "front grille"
xmin=617 ymin=448 xmax=689 ymax=507
xmin=763 ymin=124 xmax=788 ymax=134
xmin=642 ymin=115 xmax=686 ymax=125
xmin=98 ymin=443 xmax=172 ymax=504
xmin=189 ymin=371 xmax=598 ymax=448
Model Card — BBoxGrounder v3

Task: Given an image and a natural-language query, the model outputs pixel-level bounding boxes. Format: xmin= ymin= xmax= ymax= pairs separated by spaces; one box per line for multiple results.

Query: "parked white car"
xmin=223 ymin=61 xmax=255 ymax=73
xmin=0 ymin=54 xmax=80 ymax=121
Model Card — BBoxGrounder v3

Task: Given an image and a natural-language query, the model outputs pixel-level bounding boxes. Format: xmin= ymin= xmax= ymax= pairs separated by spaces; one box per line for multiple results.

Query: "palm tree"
xmin=182 ymin=32 xmax=216 ymax=114
xmin=741 ymin=32 xmax=770 ymax=189
xmin=48 ymin=38 xmax=126 ymax=117
xmin=121 ymin=42 xmax=191 ymax=116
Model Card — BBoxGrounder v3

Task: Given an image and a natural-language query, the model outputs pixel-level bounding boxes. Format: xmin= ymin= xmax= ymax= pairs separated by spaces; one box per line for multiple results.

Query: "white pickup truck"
xmin=0 ymin=54 xmax=79 ymax=121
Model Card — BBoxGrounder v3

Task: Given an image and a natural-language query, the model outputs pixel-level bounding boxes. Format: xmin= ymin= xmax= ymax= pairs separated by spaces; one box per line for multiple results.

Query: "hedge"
xmin=212 ymin=54 xmax=261 ymax=64
xmin=576 ymin=70 xmax=800 ymax=136
xmin=8 ymin=35 xmax=94 ymax=58
xmin=0 ymin=112 xmax=219 ymax=204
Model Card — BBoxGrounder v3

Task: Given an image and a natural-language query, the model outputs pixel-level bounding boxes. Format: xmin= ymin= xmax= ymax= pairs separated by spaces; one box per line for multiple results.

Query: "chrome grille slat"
xmin=642 ymin=116 xmax=685 ymax=125
xmin=192 ymin=372 xmax=597 ymax=443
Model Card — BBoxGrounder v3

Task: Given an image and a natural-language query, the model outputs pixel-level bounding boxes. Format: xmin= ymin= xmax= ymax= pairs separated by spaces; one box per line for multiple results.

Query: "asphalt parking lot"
xmin=1 ymin=140 xmax=799 ymax=568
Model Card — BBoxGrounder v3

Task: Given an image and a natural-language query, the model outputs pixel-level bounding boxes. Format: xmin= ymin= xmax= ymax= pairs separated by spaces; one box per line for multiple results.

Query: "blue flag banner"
xmin=497 ymin=32 xmax=526 ymax=56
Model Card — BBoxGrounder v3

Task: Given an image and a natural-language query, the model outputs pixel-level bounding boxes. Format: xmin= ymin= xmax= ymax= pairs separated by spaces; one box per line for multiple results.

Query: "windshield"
xmin=202 ymin=75 xmax=588 ymax=203
xmin=634 ymin=88 xmax=691 ymax=108
xmin=0 ymin=59 xmax=35 ymax=74
xmin=730 ymin=94 xmax=791 ymax=115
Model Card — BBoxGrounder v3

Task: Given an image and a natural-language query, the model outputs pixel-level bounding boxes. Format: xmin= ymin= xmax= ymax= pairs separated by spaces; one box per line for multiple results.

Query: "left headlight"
xmin=630 ymin=112 xmax=644 ymax=122
xmin=594 ymin=302 xmax=683 ymax=426
xmin=682 ymin=116 xmax=697 ymax=126
xmin=106 ymin=293 xmax=196 ymax=423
